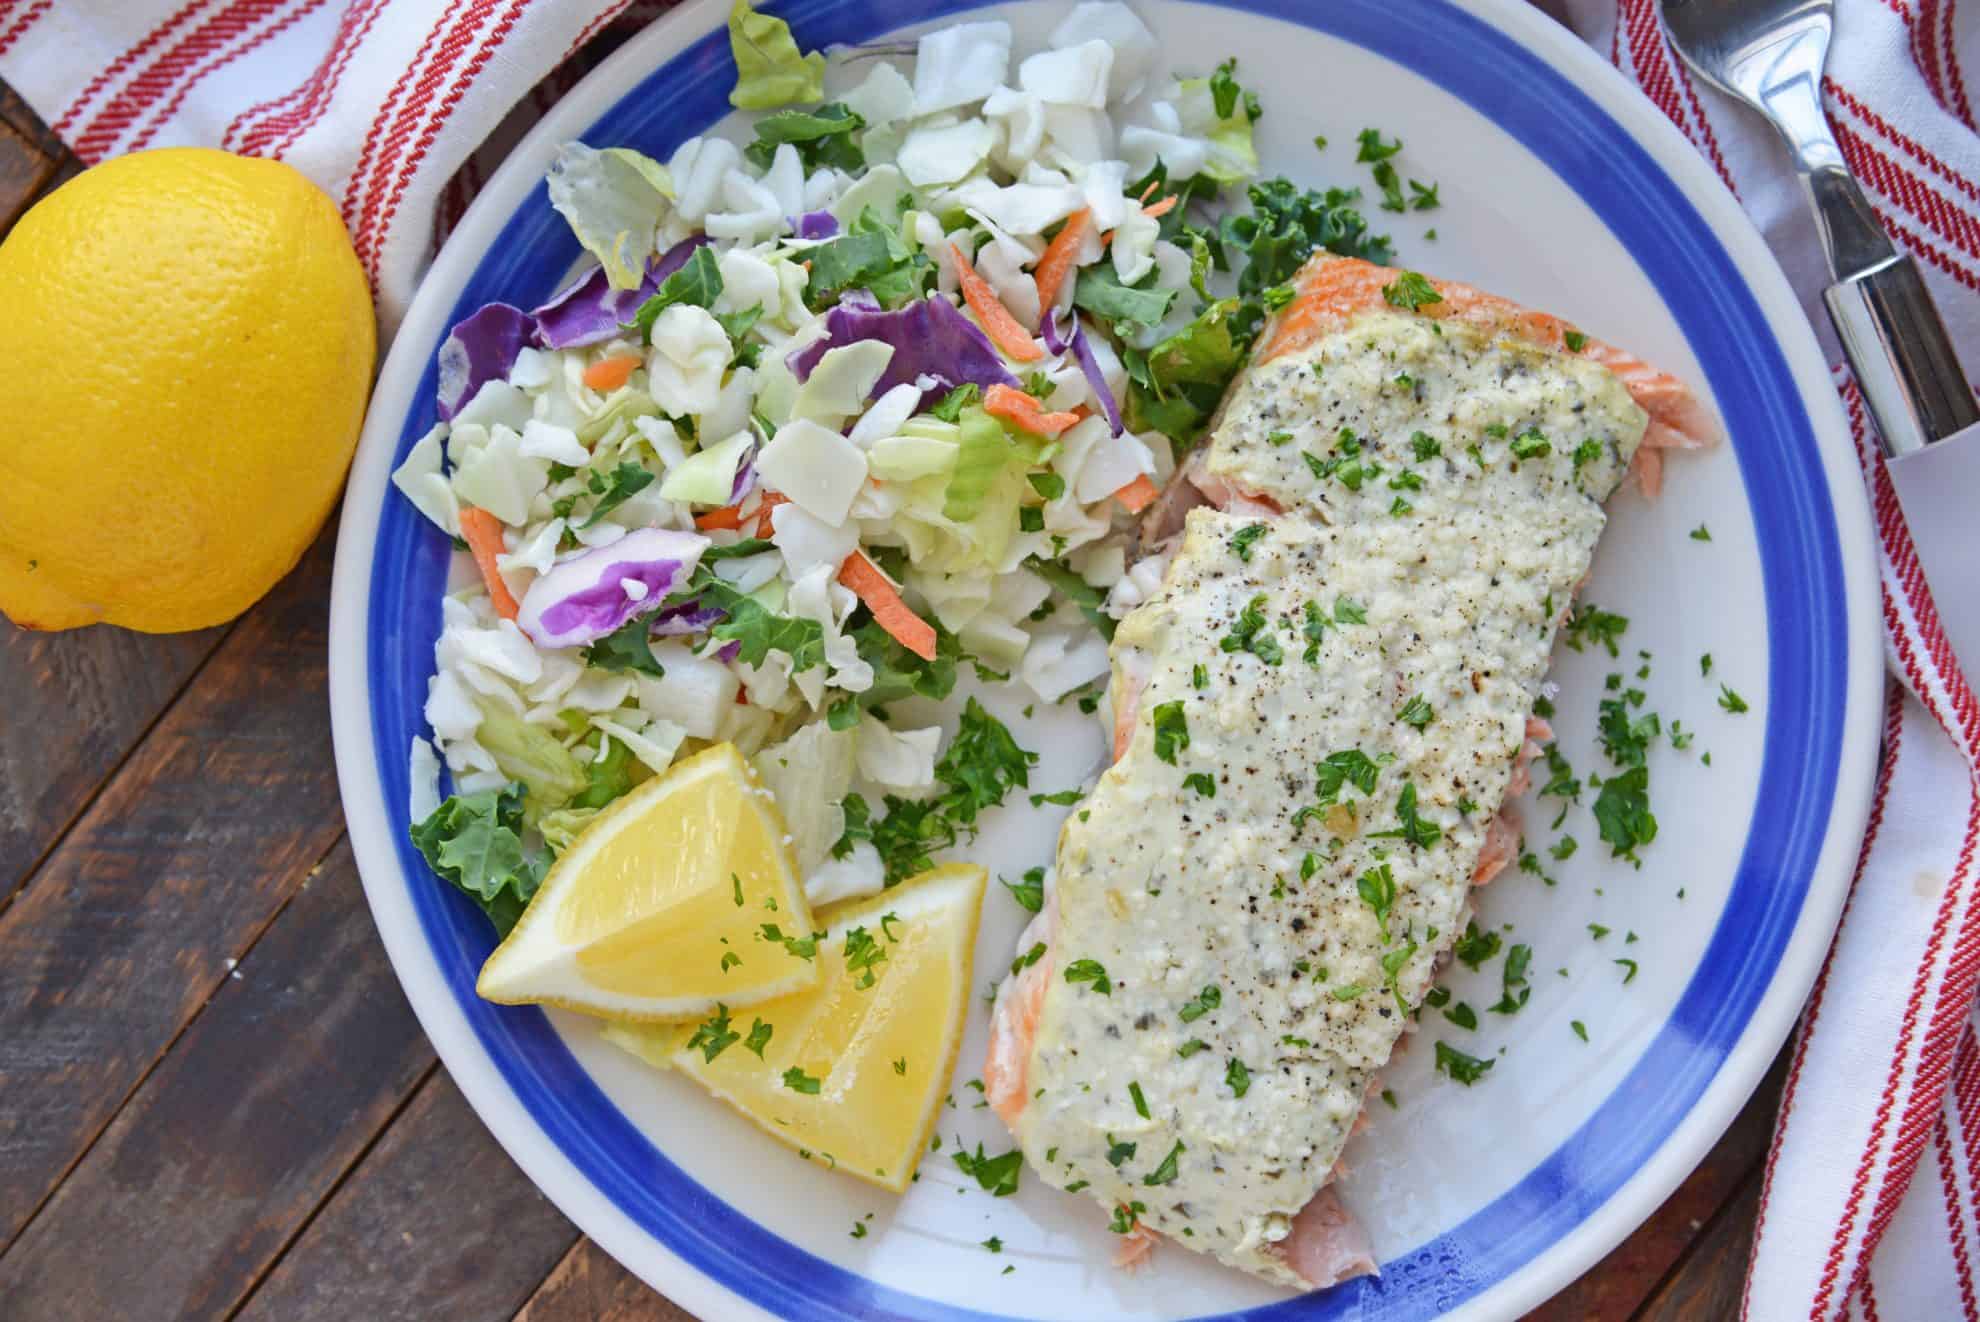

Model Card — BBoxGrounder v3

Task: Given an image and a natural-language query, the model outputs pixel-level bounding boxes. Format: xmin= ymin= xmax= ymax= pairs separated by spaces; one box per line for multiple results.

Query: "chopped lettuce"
xmin=1125 ymin=298 xmax=1245 ymax=454
xmin=629 ymin=244 xmax=725 ymax=341
xmin=727 ymin=0 xmax=826 ymax=109
xmin=1072 ymin=264 xmax=1176 ymax=338
xmin=546 ymin=144 xmax=675 ymax=292
xmin=409 ymin=782 xmax=545 ymax=936
xmin=743 ymin=102 xmax=865 ymax=173
xmin=942 ymin=405 xmax=1015 ymax=522
xmin=476 ymin=710 xmax=587 ymax=818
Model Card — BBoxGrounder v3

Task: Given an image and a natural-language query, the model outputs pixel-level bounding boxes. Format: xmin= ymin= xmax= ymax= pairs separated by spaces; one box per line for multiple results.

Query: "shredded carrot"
xmin=1140 ymin=194 xmax=1179 ymax=219
xmin=1113 ymin=474 xmax=1160 ymax=514
xmin=1138 ymin=178 xmax=1160 ymax=202
xmin=950 ymin=244 xmax=1043 ymax=363
xmin=983 ymin=383 xmax=1081 ymax=438
xmin=839 ymin=551 xmax=937 ymax=660
xmin=582 ymin=354 xmax=640 ymax=391
xmin=458 ymin=506 xmax=521 ymax=621
xmin=1031 ymin=208 xmax=1090 ymax=318
xmin=754 ymin=492 xmax=788 ymax=536
xmin=694 ymin=503 xmax=747 ymax=531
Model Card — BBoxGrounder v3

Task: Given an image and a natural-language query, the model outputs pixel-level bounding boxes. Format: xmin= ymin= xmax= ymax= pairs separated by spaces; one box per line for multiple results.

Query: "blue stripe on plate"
xmin=364 ymin=0 xmax=1844 ymax=1316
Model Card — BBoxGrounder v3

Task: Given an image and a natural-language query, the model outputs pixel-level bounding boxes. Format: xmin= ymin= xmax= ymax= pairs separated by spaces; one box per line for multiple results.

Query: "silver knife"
xmin=1662 ymin=0 xmax=1980 ymax=675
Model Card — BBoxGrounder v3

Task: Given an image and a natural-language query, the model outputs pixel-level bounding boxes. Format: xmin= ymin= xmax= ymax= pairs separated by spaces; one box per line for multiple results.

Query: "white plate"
xmin=328 ymin=1 xmax=1884 ymax=1317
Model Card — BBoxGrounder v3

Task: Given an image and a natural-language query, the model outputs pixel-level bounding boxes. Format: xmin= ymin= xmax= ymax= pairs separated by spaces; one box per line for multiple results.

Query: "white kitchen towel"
xmin=2 ymin=1 xmax=1976 ymax=1316
xmin=1550 ymin=2 xmax=1980 ymax=1317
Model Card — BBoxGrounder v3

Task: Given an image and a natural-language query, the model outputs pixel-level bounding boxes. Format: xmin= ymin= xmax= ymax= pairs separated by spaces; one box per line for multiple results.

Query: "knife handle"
xmin=1824 ymin=255 xmax=1980 ymax=458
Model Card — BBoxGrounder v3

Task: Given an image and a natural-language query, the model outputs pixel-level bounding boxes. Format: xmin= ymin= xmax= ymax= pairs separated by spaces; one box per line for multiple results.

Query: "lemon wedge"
xmin=476 ymin=743 xmax=818 ymax=1020
xmin=608 ymin=863 xmax=987 ymax=1192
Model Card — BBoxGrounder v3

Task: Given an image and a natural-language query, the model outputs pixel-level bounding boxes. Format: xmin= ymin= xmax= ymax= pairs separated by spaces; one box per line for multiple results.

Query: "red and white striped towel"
xmin=1551 ymin=2 xmax=1980 ymax=1317
xmin=4 ymin=1 xmax=1975 ymax=1315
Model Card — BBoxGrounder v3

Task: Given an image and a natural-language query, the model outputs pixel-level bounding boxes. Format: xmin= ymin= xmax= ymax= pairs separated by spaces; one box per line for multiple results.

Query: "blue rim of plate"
xmin=361 ymin=0 xmax=1846 ymax=1317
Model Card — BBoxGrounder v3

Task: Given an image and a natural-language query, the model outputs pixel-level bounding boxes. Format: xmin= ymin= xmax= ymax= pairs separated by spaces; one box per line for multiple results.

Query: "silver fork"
xmin=1659 ymin=0 xmax=1976 ymax=457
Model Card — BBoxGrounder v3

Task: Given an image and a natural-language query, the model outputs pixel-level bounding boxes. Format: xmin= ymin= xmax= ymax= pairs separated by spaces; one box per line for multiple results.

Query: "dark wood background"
xmin=0 ymin=88 xmax=1782 ymax=1322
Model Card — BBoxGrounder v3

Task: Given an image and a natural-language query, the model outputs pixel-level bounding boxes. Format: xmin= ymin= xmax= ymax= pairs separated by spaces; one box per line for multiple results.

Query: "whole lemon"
xmin=0 ymin=147 xmax=375 ymax=632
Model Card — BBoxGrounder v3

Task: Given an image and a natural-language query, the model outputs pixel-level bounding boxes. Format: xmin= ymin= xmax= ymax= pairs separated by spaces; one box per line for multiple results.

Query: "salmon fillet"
xmin=986 ymin=252 xmax=1711 ymax=1289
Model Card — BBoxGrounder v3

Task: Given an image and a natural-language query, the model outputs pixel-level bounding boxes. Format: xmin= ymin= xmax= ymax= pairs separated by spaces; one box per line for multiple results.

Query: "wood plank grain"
xmin=0 ymin=114 xmax=56 ymax=233
xmin=513 ymin=1238 xmax=695 ymax=1322
xmin=0 ymin=531 xmax=342 ymax=1247
xmin=0 ymin=84 xmax=66 ymax=161
xmin=0 ymin=838 xmax=434 ymax=1322
xmin=0 ymin=621 xmax=224 ymax=909
xmin=231 ymin=1071 xmax=579 ymax=1322
xmin=1633 ymin=1171 xmax=1762 ymax=1322
xmin=1525 ymin=1049 xmax=1786 ymax=1321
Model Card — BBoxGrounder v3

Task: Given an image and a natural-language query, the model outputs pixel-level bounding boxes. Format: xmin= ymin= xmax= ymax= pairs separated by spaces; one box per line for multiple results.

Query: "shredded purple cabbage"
xmin=436 ymin=303 xmax=534 ymax=420
xmin=728 ymin=450 xmax=758 ymax=504
xmin=531 ymin=235 xmax=712 ymax=349
xmin=795 ymin=210 xmax=840 ymax=240
xmin=1069 ymin=318 xmax=1125 ymax=435
xmin=1040 ymin=309 xmax=1070 ymax=355
xmin=648 ymin=601 xmax=726 ymax=637
xmin=786 ymin=293 xmax=1017 ymax=408
xmin=514 ymin=528 xmax=708 ymax=649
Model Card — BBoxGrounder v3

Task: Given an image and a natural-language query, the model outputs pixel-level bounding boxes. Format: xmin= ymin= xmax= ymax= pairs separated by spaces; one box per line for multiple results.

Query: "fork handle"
xmin=1825 ymin=255 xmax=1980 ymax=458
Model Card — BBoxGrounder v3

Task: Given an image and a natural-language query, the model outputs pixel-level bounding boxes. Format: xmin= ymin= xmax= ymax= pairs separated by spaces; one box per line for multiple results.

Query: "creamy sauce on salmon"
xmin=1009 ymin=309 xmax=1647 ymax=1285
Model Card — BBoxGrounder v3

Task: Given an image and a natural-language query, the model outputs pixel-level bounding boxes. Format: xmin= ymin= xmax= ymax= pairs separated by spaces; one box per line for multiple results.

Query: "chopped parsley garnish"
xmin=1220 ymin=593 xmax=1284 ymax=665
xmin=1550 ymin=835 xmax=1579 ymax=860
xmin=1302 ymin=428 xmax=1383 ymax=490
xmin=1397 ymin=694 xmax=1435 ymax=728
xmin=1434 ymin=1041 xmax=1495 ymax=1085
xmin=1109 ymin=1202 xmax=1147 ymax=1234
xmin=1571 ymin=1020 xmax=1589 ymax=1042
xmin=1369 ymin=781 xmax=1442 ymax=849
xmin=687 ymin=1005 xmax=741 ymax=1062
xmin=1192 ymin=663 xmax=1209 ymax=689
xmin=1410 ymin=430 xmax=1442 ymax=461
xmin=1718 ymin=684 xmax=1749 ymax=713
xmin=1509 ymin=428 xmax=1551 ymax=460
xmin=1690 ymin=523 xmax=1712 ymax=541
xmin=1355 ymin=127 xmax=1403 ymax=162
xmin=1571 ymin=438 xmax=1603 ymax=470
xmin=1357 ymin=863 xmax=1398 ymax=940
xmin=1388 ymin=468 xmax=1424 ymax=492
xmin=1178 ymin=1039 xmax=1209 ymax=1058
xmin=952 ymin=1143 xmax=1023 ymax=1196
xmin=1144 ymin=1140 xmax=1185 ymax=1186
xmin=1010 ymin=941 xmax=1047 ymax=976
xmin=1563 ymin=603 xmax=1629 ymax=657
xmin=1151 ymin=701 xmax=1190 ymax=764
xmin=1179 ymin=984 xmax=1222 ymax=1022
xmin=744 ymin=1018 xmax=774 ymax=1057
xmin=1128 ymin=1080 xmax=1151 ymax=1119
xmin=1389 ymin=496 xmax=1414 ymax=516
xmin=982 ymin=1236 xmax=1003 ymax=1253
xmin=1315 ymin=748 xmax=1381 ymax=804
xmin=843 ymin=927 xmax=888 ymax=989
xmin=1064 ymin=958 xmax=1113 ymax=994
xmin=1453 ymin=920 xmax=1503 ymax=969
xmin=1615 ymin=958 xmax=1640 ymax=984
xmin=1029 ymin=788 xmax=1083 ymax=807
xmin=893 ymin=1057 xmax=907 ymax=1075
xmin=1443 ymin=1001 xmax=1479 ymax=1030
xmin=851 ymin=1220 xmax=868 ymax=1239
xmin=1589 ymin=923 xmax=1611 ymax=939
xmin=1266 ymin=428 xmax=1293 ymax=447
xmin=1592 ymin=765 xmax=1658 ymax=863
xmin=1408 ymin=179 xmax=1441 ymax=210
xmin=758 ymin=923 xmax=821 ymax=960
xmin=1382 ymin=271 xmax=1443 ymax=310
xmin=1490 ymin=943 xmax=1533 ymax=1015
xmin=833 ymin=698 xmax=1037 ymax=885
xmin=1598 ymin=695 xmax=1662 ymax=767
xmin=1701 ymin=652 xmax=1714 ymax=676
xmin=1334 ymin=597 xmax=1368 ymax=624
xmin=1224 ymin=1058 xmax=1252 ymax=1098
xmin=1182 ymin=771 xmax=1217 ymax=798
xmin=1229 ymin=523 xmax=1269 ymax=562
xmin=1332 ymin=982 xmax=1367 ymax=1001
xmin=1301 ymin=600 xmax=1328 ymax=664
xmin=1105 ymin=1138 xmax=1137 ymax=1168
xmin=783 ymin=1066 xmax=823 ymax=1094
xmin=1002 ymin=867 xmax=1044 ymax=913
xmin=1563 ymin=328 xmax=1588 ymax=352
xmin=1381 ymin=940 xmax=1419 ymax=1009
xmin=720 ymin=951 xmax=742 ymax=973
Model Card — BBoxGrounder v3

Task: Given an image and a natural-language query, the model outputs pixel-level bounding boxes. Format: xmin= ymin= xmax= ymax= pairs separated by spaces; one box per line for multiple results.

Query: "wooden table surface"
xmin=0 ymin=88 xmax=1783 ymax=1322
